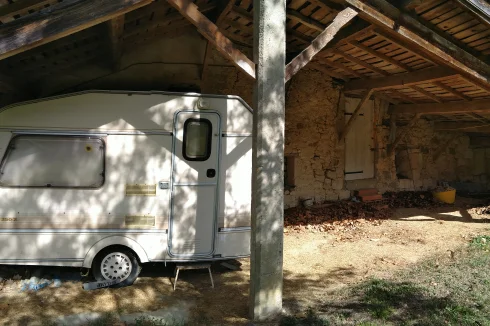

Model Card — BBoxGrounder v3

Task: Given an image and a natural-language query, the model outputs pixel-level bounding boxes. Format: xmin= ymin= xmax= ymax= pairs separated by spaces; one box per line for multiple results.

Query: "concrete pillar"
xmin=250 ymin=0 xmax=286 ymax=321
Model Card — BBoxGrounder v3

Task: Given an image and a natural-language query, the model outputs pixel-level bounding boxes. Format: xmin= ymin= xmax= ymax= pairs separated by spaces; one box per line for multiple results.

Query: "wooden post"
xmin=339 ymin=89 xmax=374 ymax=142
xmin=250 ymin=0 xmax=285 ymax=320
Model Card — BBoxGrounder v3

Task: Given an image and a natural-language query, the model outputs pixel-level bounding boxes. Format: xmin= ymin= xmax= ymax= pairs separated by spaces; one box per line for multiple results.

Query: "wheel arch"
xmin=82 ymin=236 xmax=149 ymax=268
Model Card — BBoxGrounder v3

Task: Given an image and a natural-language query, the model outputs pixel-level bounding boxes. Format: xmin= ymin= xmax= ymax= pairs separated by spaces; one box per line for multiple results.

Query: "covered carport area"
xmin=1 ymin=0 xmax=490 ymax=322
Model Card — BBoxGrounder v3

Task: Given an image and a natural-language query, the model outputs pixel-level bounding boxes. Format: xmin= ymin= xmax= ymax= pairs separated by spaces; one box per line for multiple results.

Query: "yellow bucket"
xmin=432 ymin=189 xmax=456 ymax=204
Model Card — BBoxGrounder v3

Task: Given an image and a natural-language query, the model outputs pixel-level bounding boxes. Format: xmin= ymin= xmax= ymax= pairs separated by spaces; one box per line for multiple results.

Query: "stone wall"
xmin=283 ymin=69 xmax=346 ymax=208
xmin=373 ymin=101 xmax=490 ymax=193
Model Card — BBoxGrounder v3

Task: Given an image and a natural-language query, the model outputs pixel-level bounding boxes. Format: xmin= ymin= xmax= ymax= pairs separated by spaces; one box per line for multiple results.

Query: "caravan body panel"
xmin=0 ymin=91 xmax=252 ymax=267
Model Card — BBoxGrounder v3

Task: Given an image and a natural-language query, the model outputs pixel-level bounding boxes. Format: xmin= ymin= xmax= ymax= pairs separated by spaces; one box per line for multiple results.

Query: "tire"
xmin=92 ymin=248 xmax=141 ymax=288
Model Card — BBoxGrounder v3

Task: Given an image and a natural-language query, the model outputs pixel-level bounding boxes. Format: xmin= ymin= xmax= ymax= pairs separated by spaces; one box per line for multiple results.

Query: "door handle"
xmin=206 ymin=169 xmax=216 ymax=178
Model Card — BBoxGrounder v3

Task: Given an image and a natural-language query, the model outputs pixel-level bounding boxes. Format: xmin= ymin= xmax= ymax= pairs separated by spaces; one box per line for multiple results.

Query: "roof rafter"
xmin=392 ymin=99 xmax=490 ymax=115
xmin=0 ymin=0 xmax=152 ymax=61
xmin=286 ymin=9 xmax=325 ymax=32
xmin=344 ymin=67 xmax=459 ymax=92
xmin=167 ymin=0 xmax=255 ymax=79
xmin=201 ymin=0 xmax=236 ymax=90
xmin=435 ymin=121 xmax=490 ymax=131
xmin=344 ymin=0 xmax=490 ymax=91
xmin=285 ymin=7 xmax=358 ymax=81
xmin=0 ymin=0 xmax=55 ymax=24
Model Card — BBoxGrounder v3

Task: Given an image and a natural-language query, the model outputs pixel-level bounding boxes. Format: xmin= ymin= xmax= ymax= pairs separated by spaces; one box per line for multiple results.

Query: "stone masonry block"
xmin=339 ymin=190 xmax=351 ymax=200
xmin=332 ymin=179 xmax=344 ymax=190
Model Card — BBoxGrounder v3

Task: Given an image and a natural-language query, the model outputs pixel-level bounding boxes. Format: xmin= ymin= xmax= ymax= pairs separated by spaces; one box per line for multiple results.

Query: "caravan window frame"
xmin=0 ymin=134 xmax=106 ymax=189
xmin=182 ymin=118 xmax=212 ymax=161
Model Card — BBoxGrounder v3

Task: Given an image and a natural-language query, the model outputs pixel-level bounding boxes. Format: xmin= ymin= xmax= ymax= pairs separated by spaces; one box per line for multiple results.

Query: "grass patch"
xmin=280 ymin=308 xmax=330 ymax=326
xmin=298 ymin=235 xmax=490 ymax=325
xmin=134 ymin=316 xmax=188 ymax=326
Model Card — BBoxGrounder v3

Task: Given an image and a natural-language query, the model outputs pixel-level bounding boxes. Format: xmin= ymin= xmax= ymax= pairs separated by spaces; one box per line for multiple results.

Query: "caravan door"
xmin=169 ymin=111 xmax=221 ymax=257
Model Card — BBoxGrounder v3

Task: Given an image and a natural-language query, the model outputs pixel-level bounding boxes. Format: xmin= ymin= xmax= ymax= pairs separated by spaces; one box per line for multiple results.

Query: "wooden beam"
xmin=167 ymin=0 xmax=255 ymax=78
xmin=201 ymin=0 xmax=234 ymax=91
xmin=285 ymin=8 xmax=357 ymax=81
xmin=320 ymin=57 xmax=364 ymax=77
xmin=332 ymin=48 xmax=389 ymax=76
xmin=409 ymin=85 xmax=443 ymax=103
xmin=232 ymin=5 xmax=253 ymax=21
xmin=288 ymin=29 xmax=314 ymax=44
xmin=0 ymin=0 xmax=53 ymax=24
xmin=454 ymin=0 xmax=490 ymax=26
xmin=348 ymin=40 xmax=449 ymax=102
xmin=220 ymin=29 xmax=253 ymax=48
xmin=349 ymin=40 xmax=411 ymax=71
xmin=344 ymin=0 xmax=490 ymax=88
xmin=313 ymin=0 xmax=346 ymax=11
xmin=106 ymin=15 xmax=125 ymax=71
xmin=216 ymin=0 xmax=236 ymax=26
xmin=392 ymin=99 xmax=490 ymax=115
xmin=398 ymin=0 xmax=425 ymax=11
xmin=344 ymin=67 xmax=459 ymax=92
xmin=123 ymin=3 xmax=216 ymax=38
xmin=434 ymin=122 xmax=490 ymax=131
xmin=389 ymin=89 xmax=418 ymax=103
xmin=318 ymin=20 xmax=373 ymax=54
xmin=432 ymin=81 xmax=472 ymax=101
xmin=443 ymin=126 xmax=490 ymax=133
xmin=339 ymin=89 xmax=374 ymax=142
xmin=388 ymin=113 xmax=421 ymax=154
xmin=372 ymin=28 xmax=437 ymax=66
xmin=0 ymin=0 xmax=152 ymax=61
xmin=374 ymin=91 xmax=400 ymax=105
xmin=286 ymin=9 xmax=325 ymax=32
xmin=309 ymin=62 xmax=350 ymax=81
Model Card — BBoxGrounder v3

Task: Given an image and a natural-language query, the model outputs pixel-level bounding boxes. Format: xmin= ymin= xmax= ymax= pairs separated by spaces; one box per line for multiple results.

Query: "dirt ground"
xmin=1 ymin=198 xmax=489 ymax=325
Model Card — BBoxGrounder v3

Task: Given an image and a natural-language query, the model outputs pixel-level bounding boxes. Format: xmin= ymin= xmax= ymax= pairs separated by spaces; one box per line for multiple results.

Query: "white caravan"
xmin=0 ymin=91 xmax=252 ymax=286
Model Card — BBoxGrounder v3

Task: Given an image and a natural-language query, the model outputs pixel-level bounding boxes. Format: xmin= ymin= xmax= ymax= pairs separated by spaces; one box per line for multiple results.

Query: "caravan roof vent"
xmin=196 ymin=97 xmax=210 ymax=110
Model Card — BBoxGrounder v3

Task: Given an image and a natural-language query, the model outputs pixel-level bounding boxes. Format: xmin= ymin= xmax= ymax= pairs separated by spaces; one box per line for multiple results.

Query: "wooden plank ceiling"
xmin=1 ymin=0 xmax=490 ymax=127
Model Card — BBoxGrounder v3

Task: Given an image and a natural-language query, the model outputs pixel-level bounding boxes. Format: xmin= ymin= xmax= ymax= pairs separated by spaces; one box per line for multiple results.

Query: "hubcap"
xmin=100 ymin=252 xmax=132 ymax=281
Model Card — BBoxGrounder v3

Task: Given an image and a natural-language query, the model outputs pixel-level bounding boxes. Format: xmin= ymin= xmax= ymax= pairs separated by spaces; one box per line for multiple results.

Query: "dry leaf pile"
xmin=285 ymin=191 xmax=449 ymax=234
xmin=468 ymin=204 xmax=490 ymax=215
xmin=284 ymin=202 xmax=391 ymax=234
xmin=383 ymin=191 xmax=446 ymax=209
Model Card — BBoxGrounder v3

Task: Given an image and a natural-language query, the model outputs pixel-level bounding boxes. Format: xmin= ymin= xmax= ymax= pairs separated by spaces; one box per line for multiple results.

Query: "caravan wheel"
xmin=92 ymin=248 xmax=141 ymax=288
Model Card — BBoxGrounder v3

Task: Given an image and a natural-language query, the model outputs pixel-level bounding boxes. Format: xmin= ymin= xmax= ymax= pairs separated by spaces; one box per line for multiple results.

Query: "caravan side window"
xmin=0 ymin=135 xmax=105 ymax=188
xmin=183 ymin=119 xmax=212 ymax=161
